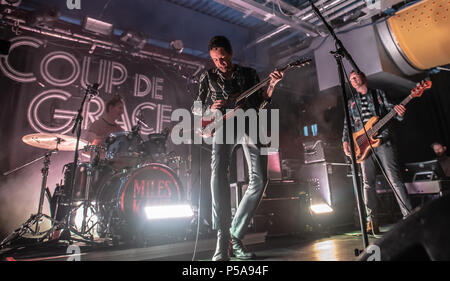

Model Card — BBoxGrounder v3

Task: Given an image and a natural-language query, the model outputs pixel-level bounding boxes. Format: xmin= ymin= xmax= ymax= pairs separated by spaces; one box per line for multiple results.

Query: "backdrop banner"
xmin=0 ymin=32 xmax=200 ymax=238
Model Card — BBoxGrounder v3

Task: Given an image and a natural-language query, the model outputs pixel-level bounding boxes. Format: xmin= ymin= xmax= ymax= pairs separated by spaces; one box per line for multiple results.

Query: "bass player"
xmin=342 ymin=70 xmax=413 ymax=235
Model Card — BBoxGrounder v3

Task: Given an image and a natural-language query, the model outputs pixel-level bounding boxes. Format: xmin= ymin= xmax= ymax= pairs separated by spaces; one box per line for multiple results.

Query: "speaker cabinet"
xmin=300 ymin=162 xmax=356 ymax=227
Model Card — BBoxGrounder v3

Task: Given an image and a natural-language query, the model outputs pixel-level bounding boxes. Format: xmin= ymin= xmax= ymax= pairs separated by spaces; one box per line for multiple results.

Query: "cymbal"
xmin=22 ymin=133 xmax=89 ymax=151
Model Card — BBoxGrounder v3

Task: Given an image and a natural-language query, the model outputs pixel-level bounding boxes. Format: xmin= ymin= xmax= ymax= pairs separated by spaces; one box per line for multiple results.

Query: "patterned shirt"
xmin=192 ymin=64 xmax=270 ymax=116
xmin=359 ymin=94 xmax=372 ymax=124
xmin=342 ymin=88 xmax=403 ymax=143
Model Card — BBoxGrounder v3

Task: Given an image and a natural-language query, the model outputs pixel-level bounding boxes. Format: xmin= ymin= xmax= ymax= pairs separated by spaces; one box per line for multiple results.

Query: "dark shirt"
xmin=438 ymin=155 xmax=450 ymax=177
xmin=342 ymin=88 xmax=403 ymax=143
xmin=192 ymin=64 xmax=269 ymax=116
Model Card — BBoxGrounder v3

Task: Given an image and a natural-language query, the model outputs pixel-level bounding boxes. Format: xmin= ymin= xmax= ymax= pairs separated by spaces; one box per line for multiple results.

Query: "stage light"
xmin=170 ymin=40 xmax=184 ymax=53
xmin=82 ymin=17 xmax=113 ymax=36
xmin=120 ymin=29 xmax=148 ymax=51
xmin=310 ymin=204 xmax=333 ymax=214
xmin=144 ymin=204 xmax=194 ymax=220
xmin=28 ymin=7 xmax=60 ymax=28
xmin=74 ymin=203 xmax=98 ymax=233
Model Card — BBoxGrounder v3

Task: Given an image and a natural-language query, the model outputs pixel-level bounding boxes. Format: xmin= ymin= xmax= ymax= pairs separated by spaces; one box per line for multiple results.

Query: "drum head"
xmin=105 ymin=131 xmax=143 ymax=169
xmin=96 ymin=163 xmax=185 ymax=238
xmin=119 ymin=163 xmax=184 ymax=217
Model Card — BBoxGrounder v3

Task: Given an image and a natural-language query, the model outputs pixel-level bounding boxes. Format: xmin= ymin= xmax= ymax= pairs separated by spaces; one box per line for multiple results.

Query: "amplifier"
xmin=405 ymin=180 xmax=450 ymax=195
xmin=302 ymin=140 xmax=344 ymax=164
xmin=251 ymin=181 xmax=308 ymax=236
xmin=300 ymin=162 xmax=356 ymax=227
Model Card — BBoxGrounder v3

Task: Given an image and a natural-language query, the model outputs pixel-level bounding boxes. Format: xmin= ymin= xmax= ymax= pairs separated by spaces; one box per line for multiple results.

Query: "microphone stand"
xmin=62 ymin=83 xmax=99 ymax=243
xmin=308 ymin=0 xmax=368 ymax=251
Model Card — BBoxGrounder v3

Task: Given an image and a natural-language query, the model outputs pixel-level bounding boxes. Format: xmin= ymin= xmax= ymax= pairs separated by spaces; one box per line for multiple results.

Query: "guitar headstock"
xmin=289 ymin=58 xmax=312 ymax=69
xmin=411 ymin=80 xmax=432 ymax=98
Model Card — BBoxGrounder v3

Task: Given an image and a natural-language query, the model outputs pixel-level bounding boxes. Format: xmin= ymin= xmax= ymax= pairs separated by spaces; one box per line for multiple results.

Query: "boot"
xmin=230 ymin=235 xmax=255 ymax=260
xmin=212 ymin=230 xmax=231 ymax=261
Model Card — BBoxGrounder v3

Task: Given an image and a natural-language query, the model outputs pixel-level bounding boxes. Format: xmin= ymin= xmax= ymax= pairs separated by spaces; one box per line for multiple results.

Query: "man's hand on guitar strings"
xmin=394 ymin=104 xmax=406 ymax=116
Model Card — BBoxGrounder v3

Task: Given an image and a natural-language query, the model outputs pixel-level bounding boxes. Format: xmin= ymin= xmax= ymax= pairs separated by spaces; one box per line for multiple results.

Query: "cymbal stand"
xmin=0 ymin=143 xmax=61 ymax=249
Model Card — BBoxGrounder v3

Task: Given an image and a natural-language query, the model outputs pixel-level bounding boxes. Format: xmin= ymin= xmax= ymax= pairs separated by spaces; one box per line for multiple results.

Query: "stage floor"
xmin=0 ymin=226 xmax=388 ymax=261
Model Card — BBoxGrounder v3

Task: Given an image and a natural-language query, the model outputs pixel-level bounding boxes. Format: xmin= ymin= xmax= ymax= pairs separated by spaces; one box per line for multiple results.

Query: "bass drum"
xmin=95 ymin=163 xmax=185 ymax=240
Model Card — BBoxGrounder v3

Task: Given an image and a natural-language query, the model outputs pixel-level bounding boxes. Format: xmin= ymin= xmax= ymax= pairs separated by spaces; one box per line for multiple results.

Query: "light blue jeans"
xmin=210 ymin=128 xmax=268 ymax=239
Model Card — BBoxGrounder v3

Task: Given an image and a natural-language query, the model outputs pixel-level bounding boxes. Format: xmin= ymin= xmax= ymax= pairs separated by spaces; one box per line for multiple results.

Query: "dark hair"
xmin=208 ymin=36 xmax=232 ymax=55
xmin=106 ymin=95 xmax=124 ymax=113
xmin=350 ymin=70 xmax=367 ymax=84
xmin=431 ymin=142 xmax=446 ymax=149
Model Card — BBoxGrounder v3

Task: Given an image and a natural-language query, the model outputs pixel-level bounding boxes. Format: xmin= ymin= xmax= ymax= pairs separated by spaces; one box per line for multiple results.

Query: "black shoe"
xmin=212 ymin=230 xmax=231 ymax=261
xmin=231 ymin=235 xmax=255 ymax=260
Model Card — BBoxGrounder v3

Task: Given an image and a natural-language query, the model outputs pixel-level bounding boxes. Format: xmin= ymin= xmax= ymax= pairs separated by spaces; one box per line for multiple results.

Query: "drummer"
xmin=85 ymin=95 xmax=125 ymax=145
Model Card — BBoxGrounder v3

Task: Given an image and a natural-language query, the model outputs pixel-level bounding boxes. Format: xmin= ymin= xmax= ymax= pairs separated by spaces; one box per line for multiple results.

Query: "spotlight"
xmin=28 ymin=7 xmax=60 ymax=28
xmin=82 ymin=17 xmax=113 ymax=36
xmin=170 ymin=40 xmax=184 ymax=53
xmin=120 ymin=29 xmax=147 ymax=51
xmin=310 ymin=203 xmax=333 ymax=214
xmin=144 ymin=204 xmax=194 ymax=220
xmin=74 ymin=203 xmax=98 ymax=233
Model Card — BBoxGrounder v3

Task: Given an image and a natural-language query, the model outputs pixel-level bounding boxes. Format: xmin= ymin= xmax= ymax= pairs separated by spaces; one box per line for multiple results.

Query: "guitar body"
xmin=198 ymin=105 xmax=242 ymax=139
xmin=353 ymin=116 xmax=382 ymax=163
xmin=350 ymin=80 xmax=432 ymax=163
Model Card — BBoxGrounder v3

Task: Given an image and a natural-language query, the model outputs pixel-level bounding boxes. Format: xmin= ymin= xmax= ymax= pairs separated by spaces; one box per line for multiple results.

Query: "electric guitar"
xmin=198 ymin=58 xmax=311 ymax=139
xmin=352 ymin=80 xmax=432 ymax=163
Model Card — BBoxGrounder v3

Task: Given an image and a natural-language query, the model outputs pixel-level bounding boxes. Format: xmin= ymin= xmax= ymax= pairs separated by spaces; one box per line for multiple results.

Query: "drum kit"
xmin=0 ymin=125 xmax=189 ymax=249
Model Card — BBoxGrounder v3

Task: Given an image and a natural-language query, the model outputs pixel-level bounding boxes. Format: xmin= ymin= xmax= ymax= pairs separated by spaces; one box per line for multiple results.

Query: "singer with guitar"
xmin=342 ymin=70 xmax=417 ymax=235
xmin=192 ymin=36 xmax=283 ymax=261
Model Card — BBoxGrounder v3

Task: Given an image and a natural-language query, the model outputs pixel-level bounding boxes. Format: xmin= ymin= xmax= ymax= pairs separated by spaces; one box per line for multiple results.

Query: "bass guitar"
xmin=353 ymin=80 xmax=432 ymax=163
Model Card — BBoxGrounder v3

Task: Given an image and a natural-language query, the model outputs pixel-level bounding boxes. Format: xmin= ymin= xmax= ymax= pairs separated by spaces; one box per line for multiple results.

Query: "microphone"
xmin=86 ymin=83 xmax=100 ymax=95
xmin=136 ymin=110 xmax=150 ymax=128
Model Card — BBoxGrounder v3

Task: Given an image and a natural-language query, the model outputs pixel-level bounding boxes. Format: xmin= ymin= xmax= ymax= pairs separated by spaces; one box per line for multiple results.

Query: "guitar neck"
xmin=235 ymin=64 xmax=291 ymax=104
xmin=368 ymin=94 xmax=413 ymax=136
xmin=235 ymin=76 xmax=272 ymax=103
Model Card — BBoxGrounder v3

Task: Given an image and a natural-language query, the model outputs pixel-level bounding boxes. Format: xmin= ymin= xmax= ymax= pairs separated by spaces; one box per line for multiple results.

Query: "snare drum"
xmin=105 ymin=131 xmax=144 ymax=169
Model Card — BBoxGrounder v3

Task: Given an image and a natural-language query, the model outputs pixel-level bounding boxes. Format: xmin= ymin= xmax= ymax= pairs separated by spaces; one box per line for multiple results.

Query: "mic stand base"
xmin=0 ymin=212 xmax=105 ymax=251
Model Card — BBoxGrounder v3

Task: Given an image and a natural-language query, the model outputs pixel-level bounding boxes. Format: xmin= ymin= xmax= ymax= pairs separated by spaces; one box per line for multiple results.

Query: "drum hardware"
xmin=2 ymin=112 xmax=196 ymax=248
xmin=0 ymin=138 xmax=62 ymax=248
xmin=81 ymin=144 xmax=106 ymax=164
xmin=1 ymin=129 xmax=109 ymax=249
xmin=57 ymin=83 xmax=105 ymax=244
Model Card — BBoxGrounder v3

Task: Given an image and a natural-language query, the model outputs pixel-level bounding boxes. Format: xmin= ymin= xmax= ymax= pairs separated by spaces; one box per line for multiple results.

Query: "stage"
xmin=1 ymin=0 xmax=450 ymax=267
xmin=0 ymin=226 xmax=387 ymax=261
